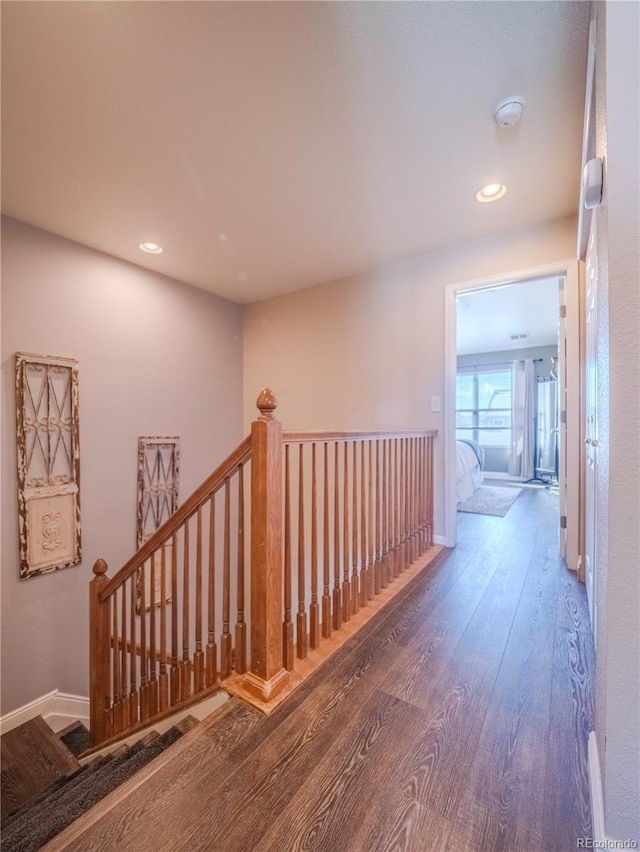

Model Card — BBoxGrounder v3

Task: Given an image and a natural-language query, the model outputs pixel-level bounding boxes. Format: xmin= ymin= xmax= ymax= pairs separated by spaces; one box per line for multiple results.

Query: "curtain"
xmin=508 ymin=358 xmax=536 ymax=478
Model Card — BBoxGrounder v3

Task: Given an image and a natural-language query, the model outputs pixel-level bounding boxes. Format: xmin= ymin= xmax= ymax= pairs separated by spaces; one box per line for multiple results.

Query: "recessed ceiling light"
xmin=475 ymin=183 xmax=507 ymax=203
xmin=139 ymin=241 xmax=163 ymax=254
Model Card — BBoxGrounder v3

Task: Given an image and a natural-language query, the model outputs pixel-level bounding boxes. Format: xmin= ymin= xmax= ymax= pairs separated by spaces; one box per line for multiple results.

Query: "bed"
xmin=456 ymin=439 xmax=484 ymax=502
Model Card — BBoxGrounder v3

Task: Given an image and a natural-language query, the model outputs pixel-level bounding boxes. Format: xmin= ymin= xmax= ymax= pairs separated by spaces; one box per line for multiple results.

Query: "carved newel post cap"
xmin=93 ymin=558 xmax=108 ymax=576
xmin=256 ymin=388 xmax=278 ymax=421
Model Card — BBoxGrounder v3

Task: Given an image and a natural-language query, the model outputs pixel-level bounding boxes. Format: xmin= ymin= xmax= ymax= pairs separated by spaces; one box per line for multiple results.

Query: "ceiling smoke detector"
xmin=494 ymin=96 xmax=526 ymax=128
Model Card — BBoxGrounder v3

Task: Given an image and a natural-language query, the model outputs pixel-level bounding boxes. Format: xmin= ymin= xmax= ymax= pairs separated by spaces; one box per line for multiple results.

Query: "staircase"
xmin=0 ymin=714 xmax=198 ymax=852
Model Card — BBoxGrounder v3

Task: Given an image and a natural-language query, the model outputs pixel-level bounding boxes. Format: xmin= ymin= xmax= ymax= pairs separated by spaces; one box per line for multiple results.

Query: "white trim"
xmin=588 ymin=731 xmax=607 ymax=843
xmin=433 ymin=534 xmax=447 ymax=546
xmin=0 ymin=691 xmax=89 ymax=736
xmin=444 ymin=258 xmax=581 ymax=562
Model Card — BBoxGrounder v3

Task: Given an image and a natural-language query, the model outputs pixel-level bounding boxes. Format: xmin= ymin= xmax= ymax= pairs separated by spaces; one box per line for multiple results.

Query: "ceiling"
xmin=456 ymin=276 xmax=560 ymax=355
xmin=1 ymin=2 xmax=590 ymax=304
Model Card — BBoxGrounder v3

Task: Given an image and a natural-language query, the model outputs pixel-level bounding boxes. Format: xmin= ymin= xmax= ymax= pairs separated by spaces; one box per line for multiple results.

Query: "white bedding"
xmin=456 ymin=440 xmax=483 ymax=502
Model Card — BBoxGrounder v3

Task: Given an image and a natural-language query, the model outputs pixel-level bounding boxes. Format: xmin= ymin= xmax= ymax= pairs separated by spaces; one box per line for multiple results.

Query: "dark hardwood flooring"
xmin=50 ymin=486 xmax=594 ymax=852
xmin=1 ymin=717 xmax=79 ymax=819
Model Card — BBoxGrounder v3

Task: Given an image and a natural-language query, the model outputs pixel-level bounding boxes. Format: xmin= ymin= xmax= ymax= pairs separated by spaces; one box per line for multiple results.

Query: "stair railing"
xmin=90 ymin=389 xmax=436 ymax=747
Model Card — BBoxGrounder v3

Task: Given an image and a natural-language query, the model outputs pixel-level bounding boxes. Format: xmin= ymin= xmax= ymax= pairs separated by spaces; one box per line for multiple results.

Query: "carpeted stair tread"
xmin=58 ymin=721 xmax=91 ymax=757
xmin=0 ymin=726 xmax=185 ymax=852
xmin=0 ymin=755 xmax=114 ymax=833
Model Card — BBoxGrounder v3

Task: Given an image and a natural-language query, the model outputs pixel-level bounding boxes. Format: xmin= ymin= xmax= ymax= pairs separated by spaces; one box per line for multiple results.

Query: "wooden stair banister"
xmin=89 ymin=388 xmax=437 ymax=747
xmin=100 ymin=436 xmax=252 ymax=600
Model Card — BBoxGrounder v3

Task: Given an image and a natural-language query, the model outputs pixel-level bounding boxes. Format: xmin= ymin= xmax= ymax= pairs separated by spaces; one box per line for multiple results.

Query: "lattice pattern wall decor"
xmin=137 ymin=437 xmax=180 ymax=611
xmin=16 ymin=353 xmax=81 ymax=578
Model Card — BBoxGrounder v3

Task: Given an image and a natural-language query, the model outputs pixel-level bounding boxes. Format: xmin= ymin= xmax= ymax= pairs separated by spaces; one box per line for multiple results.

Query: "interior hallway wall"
xmin=1 ymin=217 xmax=244 ymax=714
xmin=243 ymin=215 xmax=577 ymax=540
xmin=592 ymin=1 xmax=640 ymax=842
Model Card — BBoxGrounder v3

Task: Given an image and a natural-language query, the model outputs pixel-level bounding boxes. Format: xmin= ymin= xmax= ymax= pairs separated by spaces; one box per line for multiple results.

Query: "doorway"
xmin=443 ymin=260 xmax=582 ymax=574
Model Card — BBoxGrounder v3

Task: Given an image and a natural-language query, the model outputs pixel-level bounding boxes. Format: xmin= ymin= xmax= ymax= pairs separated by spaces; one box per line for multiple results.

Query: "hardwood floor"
xmin=47 ymin=486 xmax=594 ymax=852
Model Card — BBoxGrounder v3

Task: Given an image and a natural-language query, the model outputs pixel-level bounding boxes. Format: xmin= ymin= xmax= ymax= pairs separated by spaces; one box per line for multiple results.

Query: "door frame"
xmin=443 ymin=259 xmax=583 ymax=573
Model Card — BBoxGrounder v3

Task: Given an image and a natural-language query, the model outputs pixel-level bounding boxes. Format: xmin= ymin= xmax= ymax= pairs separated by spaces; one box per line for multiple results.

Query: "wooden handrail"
xmin=100 ymin=436 xmax=252 ymax=600
xmin=283 ymin=429 xmax=437 ymax=443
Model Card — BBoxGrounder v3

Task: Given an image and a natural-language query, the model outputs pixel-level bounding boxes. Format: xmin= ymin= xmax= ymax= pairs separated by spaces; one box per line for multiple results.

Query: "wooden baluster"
xmin=420 ymin=437 xmax=426 ymax=551
xmin=130 ymin=573 xmax=138 ymax=724
xmin=390 ymin=439 xmax=396 ymax=577
xmin=399 ymin=439 xmax=406 ymax=572
xmin=159 ymin=542 xmax=168 ymax=711
xmin=283 ymin=445 xmax=294 ymax=670
xmin=194 ymin=506 xmax=205 ymax=690
xmin=333 ymin=442 xmax=342 ymax=630
xmin=407 ymin=438 xmax=413 ymax=562
xmin=410 ymin=438 xmax=415 ymax=560
xmin=351 ymin=440 xmax=359 ymax=616
xmin=221 ymin=479 xmax=233 ymax=679
xmin=181 ymin=520 xmax=191 ymax=700
xmin=297 ymin=445 xmax=308 ymax=658
xmin=149 ymin=553 xmax=158 ymax=717
xmin=310 ymin=443 xmax=320 ymax=649
xmin=206 ymin=496 xmax=218 ymax=687
xmin=89 ymin=587 xmax=106 ymax=740
xmin=360 ymin=440 xmax=367 ymax=608
xmin=367 ymin=440 xmax=374 ymax=601
xmin=381 ymin=439 xmax=388 ymax=589
xmin=342 ymin=441 xmax=351 ymax=622
xmin=322 ymin=442 xmax=332 ymax=638
xmin=170 ymin=532 xmax=180 ymax=705
xmin=121 ymin=575 xmax=129 ymax=728
xmin=416 ymin=438 xmax=421 ymax=555
xmin=139 ymin=560 xmax=149 ymax=722
xmin=235 ymin=465 xmax=247 ymax=674
xmin=374 ymin=440 xmax=381 ymax=595
xmin=428 ymin=435 xmax=434 ymax=546
xmin=406 ymin=438 xmax=412 ymax=565
xmin=111 ymin=588 xmax=121 ymax=735
xmin=389 ymin=438 xmax=398 ymax=577
xmin=413 ymin=438 xmax=420 ymax=559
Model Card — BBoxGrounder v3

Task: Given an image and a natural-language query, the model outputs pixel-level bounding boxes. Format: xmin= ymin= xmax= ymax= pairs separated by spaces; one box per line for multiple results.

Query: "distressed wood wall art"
xmin=137 ymin=437 xmax=180 ymax=611
xmin=16 ymin=353 xmax=81 ymax=579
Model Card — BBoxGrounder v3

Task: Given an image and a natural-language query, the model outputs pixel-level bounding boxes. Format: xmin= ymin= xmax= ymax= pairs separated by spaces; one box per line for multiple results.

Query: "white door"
xmin=584 ymin=225 xmax=599 ymax=630
xmin=558 ymin=278 xmax=568 ymax=561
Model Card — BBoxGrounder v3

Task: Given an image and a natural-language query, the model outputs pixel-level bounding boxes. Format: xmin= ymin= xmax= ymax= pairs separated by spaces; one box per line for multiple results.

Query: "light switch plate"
xmin=431 ymin=396 xmax=441 ymax=413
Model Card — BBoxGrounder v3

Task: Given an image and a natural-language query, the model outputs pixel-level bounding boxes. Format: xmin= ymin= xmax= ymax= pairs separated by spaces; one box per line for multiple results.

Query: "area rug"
xmin=458 ymin=485 xmax=522 ymax=517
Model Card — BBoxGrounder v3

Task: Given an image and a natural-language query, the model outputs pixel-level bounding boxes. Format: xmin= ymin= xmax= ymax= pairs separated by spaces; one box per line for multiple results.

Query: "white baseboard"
xmin=433 ymin=534 xmax=447 ymax=546
xmin=1 ymin=690 xmax=89 ymax=736
xmin=588 ymin=731 xmax=607 ymax=843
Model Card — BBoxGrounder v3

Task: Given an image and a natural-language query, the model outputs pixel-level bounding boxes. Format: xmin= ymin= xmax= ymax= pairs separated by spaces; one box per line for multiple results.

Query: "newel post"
xmin=244 ymin=389 xmax=289 ymax=700
xmin=89 ymin=558 xmax=111 ymax=746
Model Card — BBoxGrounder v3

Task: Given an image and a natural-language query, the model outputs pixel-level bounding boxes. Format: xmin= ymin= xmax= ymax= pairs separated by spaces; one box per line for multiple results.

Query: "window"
xmin=456 ymin=368 xmax=512 ymax=448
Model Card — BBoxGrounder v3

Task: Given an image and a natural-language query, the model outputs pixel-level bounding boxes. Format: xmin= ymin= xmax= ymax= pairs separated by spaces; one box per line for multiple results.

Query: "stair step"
xmin=175 ymin=714 xmax=199 ymax=735
xmin=0 ymin=724 xmax=188 ymax=852
xmin=1 ymin=716 xmax=79 ymax=819
xmin=58 ymin=721 xmax=91 ymax=758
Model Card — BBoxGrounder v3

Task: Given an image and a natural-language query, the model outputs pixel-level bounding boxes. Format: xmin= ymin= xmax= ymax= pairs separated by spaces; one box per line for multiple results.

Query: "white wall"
xmin=244 ymin=215 xmax=577 ymax=539
xmin=1 ymin=217 xmax=244 ymax=714
xmin=593 ymin=2 xmax=640 ymax=842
